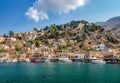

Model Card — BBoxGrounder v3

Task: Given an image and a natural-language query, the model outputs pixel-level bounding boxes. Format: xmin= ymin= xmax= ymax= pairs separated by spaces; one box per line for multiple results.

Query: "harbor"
xmin=0 ymin=57 xmax=120 ymax=64
xmin=1 ymin=0 xmax=120 ymax=83
xmin=0 ymin=49 xmax=120 ymax=64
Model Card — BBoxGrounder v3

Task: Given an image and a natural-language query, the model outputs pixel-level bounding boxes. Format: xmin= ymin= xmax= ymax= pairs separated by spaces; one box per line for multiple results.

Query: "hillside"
xmin=35 ymin=20 xmax=120 ymax=50
xmin=96 ymin=16 xmax=120 ymax=29
xmin=1 ymin=20 xmax=120 ymax=53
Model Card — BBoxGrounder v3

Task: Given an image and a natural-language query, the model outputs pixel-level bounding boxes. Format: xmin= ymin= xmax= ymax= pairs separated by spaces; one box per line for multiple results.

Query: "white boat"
xmin=6 ymin=59 xmax=12 ymax=62
xmin=0 ymin=59 xmax=4 ymax=62
xmin=25 ymin=58 xmax=30 ymax=62
xmin=43 ymin=58 xmax=50 ymax=62
xmin=59 ymin=58 xmax=72 ymax=63
xmin=12 ymin=59 xmax=17 ymax=62
xmin=91 ymin=59 xmax=106 ymax=64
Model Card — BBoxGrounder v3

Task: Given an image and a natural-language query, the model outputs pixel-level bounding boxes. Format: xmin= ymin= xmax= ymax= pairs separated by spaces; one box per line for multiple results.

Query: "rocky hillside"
xmin=2 ymin=20 xmax=120 ymax=52
xmin=36 ymin=20 xmax=120 ymax=50
xmin=96 ymin=16 xmax=120 ymax=29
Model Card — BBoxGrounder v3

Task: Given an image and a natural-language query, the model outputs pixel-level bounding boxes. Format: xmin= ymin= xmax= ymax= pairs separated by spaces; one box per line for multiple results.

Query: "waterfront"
xmin=0 ymin=62 xmax=120 ymax=83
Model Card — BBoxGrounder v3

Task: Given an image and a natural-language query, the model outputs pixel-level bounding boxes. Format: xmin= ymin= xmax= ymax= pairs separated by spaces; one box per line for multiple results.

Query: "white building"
xmin=72 ymin=54 xmax=84 ymax=59
xmin=94 ymin=44 xmax=106 ymax=51
xmin=0 ymin=44 xmax=9 ymax=50
xmin=0 ymin=53 xmax=10 ymax=60
xmin=6 ymin=37 xmax=16 ymax=42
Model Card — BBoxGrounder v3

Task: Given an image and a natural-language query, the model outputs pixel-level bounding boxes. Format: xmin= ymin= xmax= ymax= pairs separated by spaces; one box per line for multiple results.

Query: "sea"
xmin=0 ymin=62 xmax=120 ymax=83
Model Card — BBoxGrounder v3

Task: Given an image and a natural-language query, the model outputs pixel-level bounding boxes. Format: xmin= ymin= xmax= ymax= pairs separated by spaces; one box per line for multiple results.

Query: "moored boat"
xmin=6 ymin=59 xmax=12 ymax=62
xmin=92 ymin=59 xmax=106 ymax=64
xmin=0 ymin=58 xmax=4 ymax=62
xmin=59 ymin=58 xmax=72 ymax=63
xmin=12 ymin=58 xmax=17 ymax=62
xmin=41 ymin=57 xmax=50 ymax=62
xmin=31 ymin=58 xmax=40 ymax=62
xmin=25 ymin=58 xmax=30 ymax=62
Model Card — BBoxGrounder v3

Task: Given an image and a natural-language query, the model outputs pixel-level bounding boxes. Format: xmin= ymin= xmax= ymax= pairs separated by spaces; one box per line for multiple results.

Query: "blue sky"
xmin=0 ymin=0 xmax=120 ymax=36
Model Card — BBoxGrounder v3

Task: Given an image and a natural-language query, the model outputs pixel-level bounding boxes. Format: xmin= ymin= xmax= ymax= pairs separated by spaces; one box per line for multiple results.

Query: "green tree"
xmin=58 ymin=45 xmax=67 ymax=50
xmin=3 ymin=34 xmax=8 ymax=38
xmin=17 ymin=36 xmax=22 ymax=40
xmin=15 ymin=45 xmax=20 ymax=51
xmin=35 ymin=40 xmax=40 ymax=47
xmin=0 ymin=49 xmax=7 ymax=52
xmin=42 ymin=39 xmax=48 ymax=44
xmin=33 ymin=28 xmax=38 ymax=32
xmin=106 ymin=35 xmax=119 ymax=44
xmin=9 ymin=31 xmax=14 ymax=37
xmin=44 ymin=26 xmax=49 ymax=30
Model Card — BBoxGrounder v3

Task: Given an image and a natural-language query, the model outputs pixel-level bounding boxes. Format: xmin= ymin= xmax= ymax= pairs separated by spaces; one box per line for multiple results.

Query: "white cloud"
xmin=25 ymin=7 xmax=49 ymax=22
xmin=25 ymin=0 xmax=89 ymax=22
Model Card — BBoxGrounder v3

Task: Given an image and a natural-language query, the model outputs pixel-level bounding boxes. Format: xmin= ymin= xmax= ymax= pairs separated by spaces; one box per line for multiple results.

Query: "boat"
xmin=24 ymin=58 xmax=30 ymax=62
xmin=31 ymin=58 xmax=41 ymax=62
xmin=6 ymin=59 xmax=12 ymax=62
xmin=41 ymin=57 xmax=50 ymax=62
xmin=118 ymin=61 xmax=120 ymax=64
xmin=0 ymin=60 xmax=4 ymax=62
xmin=91 ymin=59 xmax=106 ymax=64
xmin=12 ymin=58 xmax=17 ymax=62
xmin=59 ymin=58 xmax=72 ymax=63
xmin=0 ymin=59 xmax=4 ymax=62
xmin=50 ymin=58 xmax=59 ymax=62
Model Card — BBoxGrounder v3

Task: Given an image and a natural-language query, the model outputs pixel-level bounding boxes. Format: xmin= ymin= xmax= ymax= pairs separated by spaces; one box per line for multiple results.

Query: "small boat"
xmin=31 ymin=58 xmax=40 ymax=62
xmin=42 ymin=57 xmax=50 ymax=62
xmin=119 ymin=62 xmax=120 ymax=64
xmin=59 ymin=58 xmax=72 ymax=63
xmin=0 ymin=59 xmax=4 ymax=62
xmin=6 ymin=59 xmax=12 ymax=62
xmin=12 ymin=58 xmax=17 ymax=62
xmin=25 ymin=58 xmax=30 ymax=62
xmin=92 ymin=59 xmax=106 ymax=64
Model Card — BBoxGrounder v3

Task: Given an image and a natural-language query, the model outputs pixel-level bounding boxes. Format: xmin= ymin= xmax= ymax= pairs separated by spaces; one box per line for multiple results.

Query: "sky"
xmin=0 ymin=0 xmax=120 ymax=36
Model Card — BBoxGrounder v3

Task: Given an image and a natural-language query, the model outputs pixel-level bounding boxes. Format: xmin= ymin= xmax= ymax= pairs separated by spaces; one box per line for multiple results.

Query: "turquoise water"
xmin=0 ymin=62 xmax=120 ymax=83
